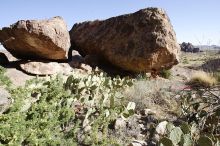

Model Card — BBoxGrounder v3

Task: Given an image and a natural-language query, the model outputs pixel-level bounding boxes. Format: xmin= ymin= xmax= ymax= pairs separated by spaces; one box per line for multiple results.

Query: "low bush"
xmin=159 ymin=69 xmax=172 ymax=79
xmin=124 ymin=80 xmax=179 ymax=119
xmin=0 ymin=70 xmax=135 ymax=145
xmin=158 ymin=84 xmax=220 ymax=146
xmin=0 ymin=66 xmax=11 ymax=88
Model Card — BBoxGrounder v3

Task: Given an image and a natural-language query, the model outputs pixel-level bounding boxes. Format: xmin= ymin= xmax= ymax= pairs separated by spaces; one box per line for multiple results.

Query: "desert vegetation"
xmin=1 ymin=49 xmax=220 ymax=145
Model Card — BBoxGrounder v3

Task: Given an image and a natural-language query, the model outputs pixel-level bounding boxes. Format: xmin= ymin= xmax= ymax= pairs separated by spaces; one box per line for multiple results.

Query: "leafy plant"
xmin=159 ymin=69 xmax=172 ymax=79
xmin=180 ymin=85 xmax=220 ymax=136
xmin=0 ymin=66 xmax=11 ymax=88
xmin=0 ymin=71 xmax=134 ymax=145
xmin=158 ymin=122 xmax=219 ymax=146
xmin=157 ymin=81 xmax=220 ymax=146
xmin=158 ymin=85 xmax=220 ymax=146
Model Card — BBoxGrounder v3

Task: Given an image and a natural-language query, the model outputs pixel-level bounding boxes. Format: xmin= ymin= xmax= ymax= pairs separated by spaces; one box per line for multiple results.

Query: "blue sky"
xmin=0 ymin=0 xmax=219 ymax=45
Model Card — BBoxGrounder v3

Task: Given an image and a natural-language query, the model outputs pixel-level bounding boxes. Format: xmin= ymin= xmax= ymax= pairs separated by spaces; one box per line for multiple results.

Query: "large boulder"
xmin=70 ymin=8 xmax=180 ymax=73
xmin=0 ymin=16 xmax=70 ymax=60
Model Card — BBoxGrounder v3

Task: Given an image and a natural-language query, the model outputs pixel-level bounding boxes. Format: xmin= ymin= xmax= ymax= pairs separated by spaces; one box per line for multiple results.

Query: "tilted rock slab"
xmin=70 ymin=8 xmax=180 ymax=73
xmin=20 ymin=61 xmax=73 ymax=75
xmin=0 ymin=16 xmax=70 ymax=60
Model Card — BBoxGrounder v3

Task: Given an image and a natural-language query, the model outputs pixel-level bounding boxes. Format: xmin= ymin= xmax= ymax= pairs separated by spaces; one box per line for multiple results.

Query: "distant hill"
xmin=195 ymin=45 xmax=220 ymax=50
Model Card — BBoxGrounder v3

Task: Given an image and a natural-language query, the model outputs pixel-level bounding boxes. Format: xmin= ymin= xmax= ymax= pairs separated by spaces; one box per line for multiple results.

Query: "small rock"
xmin=138 ymin=124 xmax=145 ymax=129
xmin=154 ymin=133 xmax=160 ymax=142
xmin=128 ymin=142 xmax=142 ymax=146
xmin=174 ymin=94 xmax=181 ymax=99
xmin=155 ymin=121 xmax=168 ymax=135
xmin=84 ymin=125 xmax=91 ymax=132
xmin=0 ymin=87 xmax=11 ymax=114
xmin=82 ymin=118 xmax=90 ymax=128
xmin=80 ymin=63 xmax=92 ymax=72
xmin=128 ymin=140 xmax=147 ymax=146
xmin=137 ymin=134 xmax=146 ymax=140
xmin=114 ymin=118 xmax=126 ymax=130
xmin=191 ymin=94 xmax=197 ymax=99
xmin=142 ymin=109 xmax=156 ymax=116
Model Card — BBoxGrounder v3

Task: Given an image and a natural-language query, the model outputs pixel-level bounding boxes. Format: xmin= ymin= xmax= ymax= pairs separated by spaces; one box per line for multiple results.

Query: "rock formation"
xmin=70 ymin=8 xmax=180 ymax=73
xmin=0 ymin=16 xmax=70 ymax=60
xmin=180 ymin=42 xmax=200 ymax=53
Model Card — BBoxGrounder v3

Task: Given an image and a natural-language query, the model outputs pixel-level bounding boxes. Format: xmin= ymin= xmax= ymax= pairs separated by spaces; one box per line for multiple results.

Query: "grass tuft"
xmin=188 ymin=71 xmax=217 ymax=87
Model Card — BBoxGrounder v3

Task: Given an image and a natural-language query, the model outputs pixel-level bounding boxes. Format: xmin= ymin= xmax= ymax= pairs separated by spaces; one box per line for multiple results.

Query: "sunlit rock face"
xmin=0 ymin=16 xmax=70 ymax=60
xmin=70 ymin=8 xmax=180 ymax=73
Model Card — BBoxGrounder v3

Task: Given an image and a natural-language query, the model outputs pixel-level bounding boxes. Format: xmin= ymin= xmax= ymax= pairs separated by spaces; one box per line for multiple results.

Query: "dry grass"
xmin=123 ymin=79 xmax=180 ymax=120
xmin=188 ymin=71 xmax=217 ymax=87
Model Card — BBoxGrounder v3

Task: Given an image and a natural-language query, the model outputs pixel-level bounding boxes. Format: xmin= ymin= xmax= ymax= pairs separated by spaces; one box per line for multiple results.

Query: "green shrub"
xmin=0 ymin=66 xmax=11 ymax=88
xmin=158 ymin=122 xmax=219 ymax=146
xmin=156 ymin=79 xmax=220 ymax=146
xmin=159 ymin=69 xmax=172 ymax=79
xmin=180 ymin=85 xmax=220 ymax=136
xmin=0 ymin=72 xmax=134 ymax=145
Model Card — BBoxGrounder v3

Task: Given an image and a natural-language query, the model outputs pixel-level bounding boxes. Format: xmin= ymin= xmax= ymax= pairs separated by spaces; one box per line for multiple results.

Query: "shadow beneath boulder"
xmin=3 ymin=60 xmax=72 ymax=76
xmin=68 ymin=49 xmax=136 ymax=77
xmin=3 ymin=60 xmax=39 ymax=76
xmin=0 ymin=52 xmax=10 ymax=67
xmin=3 ymin=60 xmax=23 ymax=69
xmin=69 ymin=56 xmax=135 ymax=77
xmin=98 ymin=62 xmax=135 ymax=77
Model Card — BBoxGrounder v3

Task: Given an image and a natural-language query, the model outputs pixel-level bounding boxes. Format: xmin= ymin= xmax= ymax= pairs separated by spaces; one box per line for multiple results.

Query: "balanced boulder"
xmin=70 ymin=8 xmax=180 ymax=73
xmin=0 ymin=16 xmax=70 ymax=60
